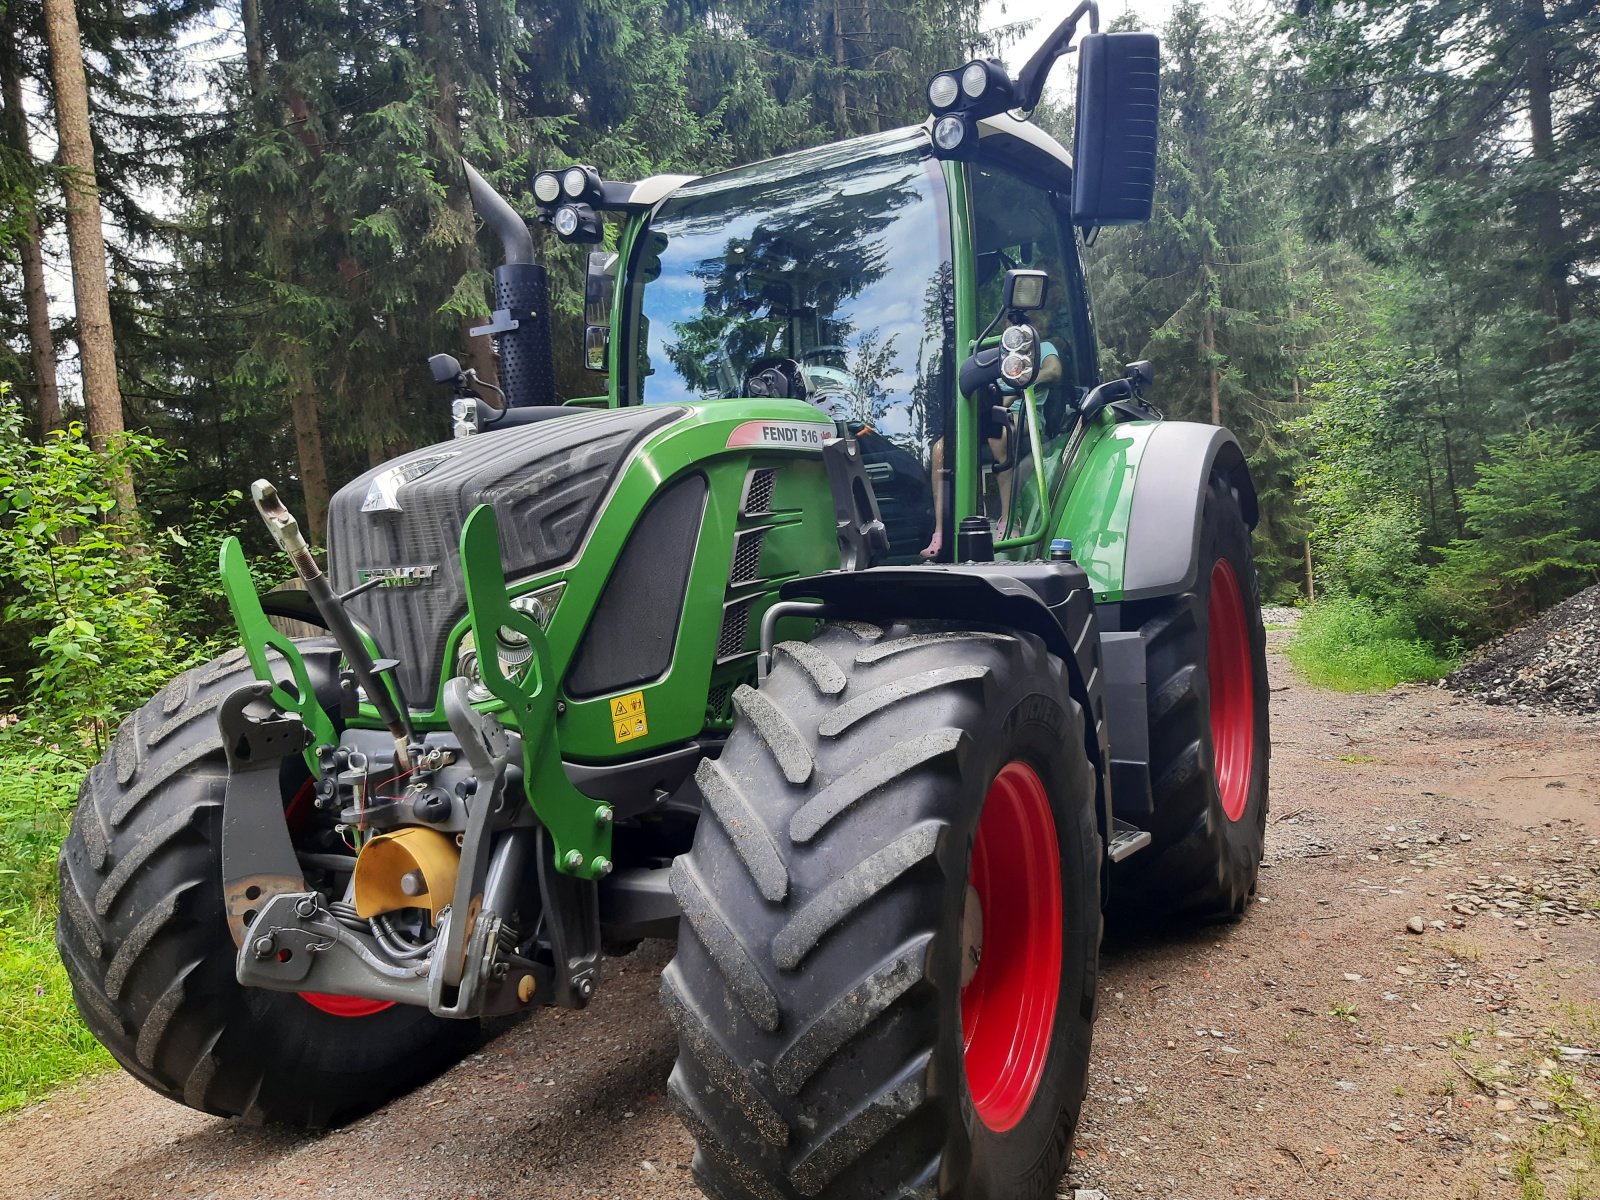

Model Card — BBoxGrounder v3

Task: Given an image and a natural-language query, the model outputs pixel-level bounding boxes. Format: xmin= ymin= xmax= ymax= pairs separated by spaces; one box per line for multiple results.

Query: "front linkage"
xmin=217 ymin=489 xmax=608 ymax=1019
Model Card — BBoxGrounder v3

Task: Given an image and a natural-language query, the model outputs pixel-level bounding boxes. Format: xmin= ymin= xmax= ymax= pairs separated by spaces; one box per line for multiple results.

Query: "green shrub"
xmin=1286 ymin=596 xmax=1457 ymax=691
xmin=0 ymin=402 xmax=194 ymax=748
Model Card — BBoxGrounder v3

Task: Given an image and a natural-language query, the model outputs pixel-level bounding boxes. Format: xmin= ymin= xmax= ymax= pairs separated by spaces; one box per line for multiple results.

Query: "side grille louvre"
xmin=741 ymin=468 xmax=777 ymax=516
xmin=729 ymin=528 xmax=767 ymax=586
xmin=716 ymin=599 xmax=752 ymax=661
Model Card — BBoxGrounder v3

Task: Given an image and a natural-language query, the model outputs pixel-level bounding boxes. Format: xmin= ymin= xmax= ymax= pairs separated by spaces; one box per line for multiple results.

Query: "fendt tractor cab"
xmin=59 ymin=7 xmax=1270 ymax=1198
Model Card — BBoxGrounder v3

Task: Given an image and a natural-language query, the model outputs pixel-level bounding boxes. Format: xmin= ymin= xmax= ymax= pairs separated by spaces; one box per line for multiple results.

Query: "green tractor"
xmin=57 ymin=7 xmax=1268 ymax=1197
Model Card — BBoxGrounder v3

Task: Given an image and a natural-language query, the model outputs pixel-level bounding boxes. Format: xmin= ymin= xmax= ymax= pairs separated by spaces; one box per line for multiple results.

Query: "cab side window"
xmin=969 ymin=165 xmax=1098 ymax=412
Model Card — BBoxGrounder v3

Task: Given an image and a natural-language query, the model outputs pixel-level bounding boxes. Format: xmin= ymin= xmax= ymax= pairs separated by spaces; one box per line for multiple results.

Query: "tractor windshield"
xmin=625 ymin=131 xmax=952 ymax=559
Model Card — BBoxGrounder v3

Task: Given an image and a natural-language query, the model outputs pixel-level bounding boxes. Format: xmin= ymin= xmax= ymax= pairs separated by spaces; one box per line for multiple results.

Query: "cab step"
xmin=1107 ymin=817 xmax=1152 ymax=863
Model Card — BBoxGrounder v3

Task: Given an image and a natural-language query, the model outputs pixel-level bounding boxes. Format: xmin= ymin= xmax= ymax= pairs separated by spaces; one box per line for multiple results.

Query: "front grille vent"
xmin=742 ymin=468 xmax=777 ymax=516
xmin=729 ymin=528 xmax=766 ymax=586
xmin=706 ymin=683 xmax=732 ymax=725
xmin=717 ymin=599 xmax=752 ymax=660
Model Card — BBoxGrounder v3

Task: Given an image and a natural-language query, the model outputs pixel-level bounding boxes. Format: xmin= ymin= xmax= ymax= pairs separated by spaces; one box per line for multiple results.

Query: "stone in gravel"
xmin=1406 ymin=915 xmax=1426 ymax=934
xmin=1495 ymin=1099 xmax=1518 ymax=1112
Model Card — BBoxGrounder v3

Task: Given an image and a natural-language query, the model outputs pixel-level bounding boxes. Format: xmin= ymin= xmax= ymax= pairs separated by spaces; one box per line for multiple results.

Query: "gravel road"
xmin=4 ymin=630 xmax=1597 ymax=1200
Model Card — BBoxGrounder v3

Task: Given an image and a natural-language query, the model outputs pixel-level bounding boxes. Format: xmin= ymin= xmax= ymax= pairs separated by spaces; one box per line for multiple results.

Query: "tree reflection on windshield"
xmin=628 ymin=134 xmax=952 ymax=472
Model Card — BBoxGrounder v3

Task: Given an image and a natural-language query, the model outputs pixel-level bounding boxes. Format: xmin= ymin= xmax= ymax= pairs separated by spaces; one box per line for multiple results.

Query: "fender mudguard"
xmin=780 ymin=564 xmax=1115 ymax=838
xmin=1058 ymin=419 xmax=1258 ymax=604
xmin=1122 ymin=421 xmax=1257 ymax=602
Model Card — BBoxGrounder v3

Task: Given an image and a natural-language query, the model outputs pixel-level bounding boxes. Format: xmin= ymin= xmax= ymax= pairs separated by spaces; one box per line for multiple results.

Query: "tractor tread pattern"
xmin=665 ymin=620 xmax=1099 ymax=1200
xmin=55 ymin=641 xmax=475 ymax=1127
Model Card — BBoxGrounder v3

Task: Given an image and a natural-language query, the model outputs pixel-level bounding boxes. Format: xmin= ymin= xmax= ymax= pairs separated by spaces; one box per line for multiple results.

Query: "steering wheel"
xmin=742 ymin=357 xmax=809 ymax=402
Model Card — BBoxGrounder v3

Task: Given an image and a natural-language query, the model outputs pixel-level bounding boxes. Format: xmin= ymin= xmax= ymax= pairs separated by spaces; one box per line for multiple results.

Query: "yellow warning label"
xmin=611 ymin=690 xmax=649 ymax=744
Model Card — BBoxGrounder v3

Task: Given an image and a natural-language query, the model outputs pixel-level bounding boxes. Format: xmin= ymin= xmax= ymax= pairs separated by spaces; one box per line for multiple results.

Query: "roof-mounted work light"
xmin=925 ymin=0 xmax=1102 ymax=159
xmin=532 ymin=163 xmax=606 ymax=243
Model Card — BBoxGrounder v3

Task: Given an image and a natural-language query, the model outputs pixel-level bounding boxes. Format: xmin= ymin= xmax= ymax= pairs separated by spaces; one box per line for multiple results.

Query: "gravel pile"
xmin=1444 ymin=583 xmax=1600 ymax=714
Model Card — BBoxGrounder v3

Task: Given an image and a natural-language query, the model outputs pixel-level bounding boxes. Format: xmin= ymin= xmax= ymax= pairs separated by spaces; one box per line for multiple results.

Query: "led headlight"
xmin=933 ymin=115 xmax=969 ymax=153
xmin=533 ymin=171 xmax=562 ymax=204
xmin=562 ymin=166 xmax=590 ymax=198
xmin=1001 ymin=324 xmax=1035 ymax=352
xmin=961 ymin=61 xmax=990 ymax=99
xmin=553 ymin=205 xmax=581 ymax=237
xmin=456 ymin=583 xmax=565 ymax=702
xmin=1001 ymin=352 xmax=1034 ymax=385
xmin=928 ymin=72 xmax=960 ymax=112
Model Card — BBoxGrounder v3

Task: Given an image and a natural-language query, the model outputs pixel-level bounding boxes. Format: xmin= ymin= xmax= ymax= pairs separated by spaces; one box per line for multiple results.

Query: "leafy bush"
xmin=1286 ymin=595 xmax=1456 ymax=691
xmin=0 ymin=402 xmax=194 ymax=747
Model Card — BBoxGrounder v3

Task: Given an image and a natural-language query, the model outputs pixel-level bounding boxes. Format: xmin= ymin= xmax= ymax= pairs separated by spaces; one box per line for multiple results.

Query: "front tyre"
xmin=56 ymin=645 xmax=477 ymax=1126
xmin=664 ymin=622 xmax=1101 ymax=1200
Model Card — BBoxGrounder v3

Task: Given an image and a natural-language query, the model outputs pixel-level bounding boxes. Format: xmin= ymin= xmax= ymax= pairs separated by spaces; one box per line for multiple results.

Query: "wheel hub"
xmin=961 ymin=760 xmax=1063 ymax=1133
xmin=1206 ymin=558 xmax=1256 ymax=822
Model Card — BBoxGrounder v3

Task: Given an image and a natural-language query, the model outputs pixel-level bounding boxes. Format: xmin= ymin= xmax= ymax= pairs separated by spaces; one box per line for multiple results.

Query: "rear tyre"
xmin=56 ymin=645 xmax=477 ymax=1126
xmin=1113 ymin=473 xmax=1270 ymax=921
xmin=664 ymin=621 xmax=1101 ymax=1199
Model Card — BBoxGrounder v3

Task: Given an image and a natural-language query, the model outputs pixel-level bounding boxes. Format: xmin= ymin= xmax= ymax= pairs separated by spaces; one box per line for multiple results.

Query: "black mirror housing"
xmin=429 ymin=353 xmax=464 ymax=385
xmin=1072 ymin=32 xmax=1160 ymax=228
xmin=1125 ymin=359 xmax=1154 ymax=390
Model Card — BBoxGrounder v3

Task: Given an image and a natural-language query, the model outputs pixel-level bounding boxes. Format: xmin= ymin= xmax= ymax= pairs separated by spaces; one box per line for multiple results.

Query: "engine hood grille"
xmin=326 ymin=407 xmax=682 ymax=705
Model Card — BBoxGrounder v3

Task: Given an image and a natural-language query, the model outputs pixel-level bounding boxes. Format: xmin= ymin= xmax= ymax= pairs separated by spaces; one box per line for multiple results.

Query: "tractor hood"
xmin=326 ymin=407 xmax=683 ymax=705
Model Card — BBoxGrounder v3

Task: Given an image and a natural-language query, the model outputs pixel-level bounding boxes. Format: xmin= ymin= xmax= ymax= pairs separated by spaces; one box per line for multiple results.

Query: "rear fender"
xmin=1057 ymin=419 xmax=1258 ymax=603
xmin=1121 ymin=422 xmax=1257 ymax=603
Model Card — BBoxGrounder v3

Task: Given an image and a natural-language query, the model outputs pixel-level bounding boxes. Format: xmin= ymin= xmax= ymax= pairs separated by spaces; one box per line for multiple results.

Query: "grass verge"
xmin=1285 ymin=596 xmax=1455 ymax=691
xmin=0 ymin=727 xmax=111 ymax=1112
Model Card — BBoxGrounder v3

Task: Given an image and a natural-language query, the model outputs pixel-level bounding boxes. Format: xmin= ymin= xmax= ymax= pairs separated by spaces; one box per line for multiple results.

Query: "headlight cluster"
xmin=455 ymin=583 xmax=565 ymax=702
xmin=926 ymin=57 xmax=1017 ymax=159
xmin=532 ymin=165 xmax=604 ymax=243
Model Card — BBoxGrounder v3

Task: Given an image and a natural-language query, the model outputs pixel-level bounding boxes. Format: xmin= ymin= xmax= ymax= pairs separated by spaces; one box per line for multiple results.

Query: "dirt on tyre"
xmin=55 ymin=643 xmax=477 ymax=1126
xmin=1113 ymin=472 xmax=1271 ymax=922
xmin=663 ymin=620 xmax=1101 ymax=1200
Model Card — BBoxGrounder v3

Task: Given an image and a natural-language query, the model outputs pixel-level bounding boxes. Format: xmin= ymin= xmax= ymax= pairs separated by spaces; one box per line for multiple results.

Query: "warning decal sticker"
xmin=611 ymin=690 xmax=649 ymax=744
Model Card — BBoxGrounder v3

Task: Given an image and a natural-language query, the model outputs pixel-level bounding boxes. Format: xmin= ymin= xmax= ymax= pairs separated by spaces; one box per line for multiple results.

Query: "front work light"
xmin=552 ymin=203 xmax=603 ymax=243
xmin=933 ymin=115 xmax=973 ymax=155
xmin=533 ymin=171 xmax=562 ymax=204
xmin=928 ymin=72 xmax=961 ymax=112
xmin=961 ymin=61 xmax=991 ymax=98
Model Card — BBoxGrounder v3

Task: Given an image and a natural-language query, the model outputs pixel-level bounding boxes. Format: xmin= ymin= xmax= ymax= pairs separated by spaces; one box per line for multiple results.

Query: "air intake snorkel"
xmin=464 ymin=162 xmax=556 ymax=408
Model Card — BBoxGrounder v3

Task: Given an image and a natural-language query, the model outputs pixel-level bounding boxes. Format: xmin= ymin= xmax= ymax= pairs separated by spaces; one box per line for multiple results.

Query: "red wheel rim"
xmin=283 ymin=782 xmax=395 ymax=1019
xmin=1207 ymin=558 xmax=1255 ymax=822
xmin=961 ymin=761 xmax=1062 ymax=1133
xmin=298 ymin=991 xmax=394 ymax=1018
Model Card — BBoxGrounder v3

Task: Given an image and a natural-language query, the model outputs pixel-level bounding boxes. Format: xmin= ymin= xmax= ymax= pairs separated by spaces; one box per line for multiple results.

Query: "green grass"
xmin=1285 ymin=596 xmax=1456 ymax=691
xmin=0 ymin=727 xmax=111 ymax=1111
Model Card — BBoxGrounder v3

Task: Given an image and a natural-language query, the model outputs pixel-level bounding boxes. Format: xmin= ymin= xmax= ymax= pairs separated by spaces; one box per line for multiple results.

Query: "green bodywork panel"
xmin=458 ymin=504 xmax=613 ymax=880
xmin=1049 ymin=417 xmax=1161 ymax=601
xmin=218 ymin=535 xmax=337 ymax=766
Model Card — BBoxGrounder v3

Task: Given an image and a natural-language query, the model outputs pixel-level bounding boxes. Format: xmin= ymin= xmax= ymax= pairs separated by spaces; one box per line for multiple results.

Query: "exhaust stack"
xmin=464 ymin=162 xmax=556 ymax=408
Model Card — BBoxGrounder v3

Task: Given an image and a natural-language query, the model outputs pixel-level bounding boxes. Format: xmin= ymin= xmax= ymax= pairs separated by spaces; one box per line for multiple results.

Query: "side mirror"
xmin=584 ymin=326 xmax=609 ymax=372
xmin=1072 ymin=32 xmax=1160 ymax=228
xmin=583 ymin=250 xmax=618 ymax=374
xmin=1125 ymin=359 xmax=1154 ymax=392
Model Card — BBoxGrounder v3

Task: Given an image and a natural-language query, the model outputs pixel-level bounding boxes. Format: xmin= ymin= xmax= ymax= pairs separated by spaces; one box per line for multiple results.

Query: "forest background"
xmin=0 ymin=0 xmax=1597 ymax=1106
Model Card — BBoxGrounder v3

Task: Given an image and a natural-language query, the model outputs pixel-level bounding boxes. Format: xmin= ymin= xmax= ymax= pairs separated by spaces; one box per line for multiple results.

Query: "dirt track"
xmin=4 ymin=630 xmax=1598 ymax=1200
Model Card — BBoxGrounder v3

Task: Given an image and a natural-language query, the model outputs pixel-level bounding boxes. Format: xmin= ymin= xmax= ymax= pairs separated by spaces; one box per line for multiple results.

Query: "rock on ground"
xmin=1444 ymin=582 xmax=1600 ymax=715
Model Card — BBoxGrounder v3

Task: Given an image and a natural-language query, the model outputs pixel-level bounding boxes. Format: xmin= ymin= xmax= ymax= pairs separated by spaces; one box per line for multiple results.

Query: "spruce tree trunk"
xmin=1520 ymin=0 xmax=1571 ymax=342
xmin=0 ymin=51 xmax=61 ymax=433
xmin=41 ymin=0 xmax=133 ymax=513
xmin=421 ymin=0 xmax=499 ymax=391
xmin=1203 ymin=308 xmax=1220 ymax=425
xmin=288 ymin=360 xmax=330 ymax=544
